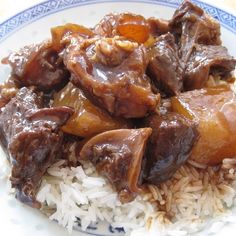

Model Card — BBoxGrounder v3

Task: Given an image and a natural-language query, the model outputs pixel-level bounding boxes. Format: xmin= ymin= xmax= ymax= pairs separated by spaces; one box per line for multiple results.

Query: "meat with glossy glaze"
xmin=2 ymin=41 xmax=70 ymax=91
xmin=184 ymin=44 xmax=236 ymax=90
xmin=80 ymin=128 xmax=152 ymax=203
xmin=64 ymin=36 xmax=159 ymax=118
xmin=147 ymin=33 xmax=184 ymax=96
xmin=170 ymin=0 xmax=221 ymax=63
xmin=143 ymin=113 xmax=198 ymax=184
xmin=0 ymin=87 xmax=73 ymax=207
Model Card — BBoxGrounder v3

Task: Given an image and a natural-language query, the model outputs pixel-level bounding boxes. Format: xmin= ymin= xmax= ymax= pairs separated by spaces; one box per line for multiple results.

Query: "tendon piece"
xmin=143 ymin=113 xmax=198 ymax=185
xmin=147 ymin=17 xmax=170 ymax=37
xmin=147 ymin=33 xmax=184 ymax=96
xmin=80 ymin=128 xmax=152 ymax=203
xmin=2 ymin=41 xmax=70 ymax=91
xmin=116 ymin=13 xmax=150 ymax=43
xmin=53 ymin=82 xmax=130 ymax=137
xmin=0 ymin=87 xmax=73 ymax=207
xmin=51 ymin=23 xmax=94 ymax=51
xmin=93 ymin=13 xmax=120 ymax=37
xmin=170 ymin=0 xmax=221 ymax=63
xmin=64 ymin=37 xmax=159 ymax=118
xmin=184 ymin=44 xmax=236 ymax=90
xmin=171 ymin=85 xmax=236 ymax=165
xmin=94 ymin=13 xmax=150 ymax=44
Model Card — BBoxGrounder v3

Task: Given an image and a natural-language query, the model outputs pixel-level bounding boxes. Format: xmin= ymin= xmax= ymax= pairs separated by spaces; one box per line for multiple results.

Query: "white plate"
xmin=0 ymin=1 xmax=236 ymax=236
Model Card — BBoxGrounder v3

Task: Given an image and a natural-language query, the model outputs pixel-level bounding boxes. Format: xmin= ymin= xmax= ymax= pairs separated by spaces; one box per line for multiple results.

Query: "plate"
xmin=0 ymin=1 xmax=236 ymax=236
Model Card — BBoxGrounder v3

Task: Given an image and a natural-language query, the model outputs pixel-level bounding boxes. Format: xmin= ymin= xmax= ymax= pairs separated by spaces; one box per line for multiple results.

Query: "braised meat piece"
xmin=170 ymin=0 xmax=221 ymax=63
xmin=143 ymin=113 xmax=198 ymax=185
xmin=0 ymin=76 xmax=18 ymax=108
xmin=184 ymin=44 xmax=236 ymax=90
xmin=147 ymin=17 xmax=170 ymax=37
xmin=147 ymin=33 xmax=184 ymax=96
xmin=80 ymin=128 xmax=152 ymax=203
xmin=2 ymin=41 xmax=70 ymax=91
xmin=64 ymin=36 xmax=159 ymax=118
xmin=0 ymin=87 xmax=73 ymax=207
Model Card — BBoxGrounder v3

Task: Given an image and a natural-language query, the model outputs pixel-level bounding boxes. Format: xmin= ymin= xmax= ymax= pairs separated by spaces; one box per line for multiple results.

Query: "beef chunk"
xmin=64 ymin=36 xmax=159 ymax=118
xmin=2 ymin=41 xmax=70 ymax=91
xmin=147 ymin=17 xmax=170 ymax=37
xmin=170 ymin=0 xmax=221 ymax=63
xmin=0 ymin=87 xmax=73 ymax=207
xmin=184 ymin=44 xmax=236 ymax=90
xmin=143 ymin=113 xmax=198 ymax=185
xmin=0 ymin=76 xmax=18 ymax=108
xmin=147 ymin=33 xmax=184 ymax=96
xmin=168 ymin=1 xmax=235 ymax=91
xmin=80 ymin=128 xmax=152 ymax=203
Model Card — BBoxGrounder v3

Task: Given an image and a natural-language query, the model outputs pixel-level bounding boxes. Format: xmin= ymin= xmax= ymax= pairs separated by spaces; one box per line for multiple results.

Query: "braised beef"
xmin=168 ymin=1 xmax=236 ymax=91
xmin=61 ymin=134 xmax=84 ymax=166
xmin=147 ymin=17 xmax=170 ymax=37
xmin=0 ymin=87 xmax=73 ymax=207
xmin=0 ymin=76 xmax=19 ymax=108
xmin=170 ymin=0 xmax=221 ymax=63
xmin=64 ymin=36 xmax=159 ymax=118
xmin=147 ymin=33 xmax=184 ymax=96
xmin=80 ymin=128 xmax=152 ymax=203
xmin=143 ymin=113 xmax=198 ymax=185
xmin=0 ymin=3 xmax=236 ymax=209
xmin=184 ymin=44 xmax=236 ymax=90
xmin=2 ymin=41 xmax=70 ymax=91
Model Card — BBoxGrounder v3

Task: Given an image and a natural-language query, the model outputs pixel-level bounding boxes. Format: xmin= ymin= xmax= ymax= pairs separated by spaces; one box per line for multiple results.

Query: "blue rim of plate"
xmin=0 ymin=0 xmax=235 ymax=236
xmin=0 ymin=0 xmax=235 ymax=43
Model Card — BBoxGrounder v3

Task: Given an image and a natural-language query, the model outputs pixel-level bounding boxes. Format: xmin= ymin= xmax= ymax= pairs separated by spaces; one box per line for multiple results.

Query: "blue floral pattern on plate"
xmin=0 ymin=0 xmax=235 ymax=42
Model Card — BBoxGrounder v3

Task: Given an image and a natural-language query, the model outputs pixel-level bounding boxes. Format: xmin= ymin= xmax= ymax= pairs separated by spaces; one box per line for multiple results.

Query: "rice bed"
xmin=35 ymin=157 xmax=236 ymax=235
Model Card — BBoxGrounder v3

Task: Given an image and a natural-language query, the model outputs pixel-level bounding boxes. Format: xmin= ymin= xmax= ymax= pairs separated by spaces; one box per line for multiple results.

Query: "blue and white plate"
xmin=0 ymin=1 xmax=236 ymax=236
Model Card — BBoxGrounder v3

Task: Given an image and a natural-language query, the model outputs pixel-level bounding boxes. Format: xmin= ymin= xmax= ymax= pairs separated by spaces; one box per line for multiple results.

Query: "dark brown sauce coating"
xmin=2 ymin=41 xmax=70 ymax=91
xmin=80 ymin=128 xmax=152 ymax=203
xmin=64 ymin=36 xmax=159 ymax=118
xmin=142 ymin=113 xmax=199 ymax=185
xmin=147 ymin=33 xmax=184 ymax=96
xmin=0 ymin=87 xmax=73 ymax=207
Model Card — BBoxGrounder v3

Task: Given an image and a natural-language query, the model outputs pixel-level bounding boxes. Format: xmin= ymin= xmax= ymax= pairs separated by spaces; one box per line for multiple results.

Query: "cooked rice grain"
xmin=35 ymin=158 xmax=236 ymax=235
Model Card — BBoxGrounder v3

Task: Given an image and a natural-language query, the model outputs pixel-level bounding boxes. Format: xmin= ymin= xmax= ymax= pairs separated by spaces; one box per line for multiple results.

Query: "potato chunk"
xmin=53 ymin=82 xmax=129 ymax=137
xmin=171 ymin=85 xmax=236 ymax=165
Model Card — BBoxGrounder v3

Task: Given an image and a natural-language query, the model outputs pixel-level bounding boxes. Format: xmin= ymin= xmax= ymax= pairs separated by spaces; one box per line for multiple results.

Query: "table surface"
xmin=0 ymin=0 xmax=235 ymax=22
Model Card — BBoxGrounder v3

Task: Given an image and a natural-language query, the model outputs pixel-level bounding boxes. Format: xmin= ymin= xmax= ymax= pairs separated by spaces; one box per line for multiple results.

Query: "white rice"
xmin=34 ymin=157 xmax=236 ymax=235
xmin=37 ymin=160 xmax=157 ymax=234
